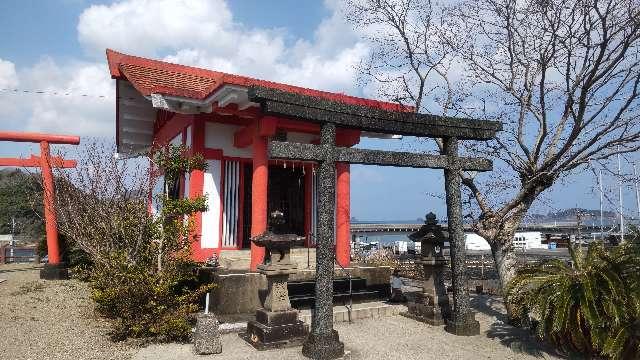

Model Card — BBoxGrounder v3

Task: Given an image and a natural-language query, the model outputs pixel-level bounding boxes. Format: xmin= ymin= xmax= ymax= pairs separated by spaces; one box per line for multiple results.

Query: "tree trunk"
xmin=490 ymin=236 xmax=520 ymax=322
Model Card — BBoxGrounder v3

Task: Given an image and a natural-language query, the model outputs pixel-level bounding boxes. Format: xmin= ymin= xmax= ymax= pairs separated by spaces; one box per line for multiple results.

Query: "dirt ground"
xmin=0 ymin=263 xmax=561 ymax=360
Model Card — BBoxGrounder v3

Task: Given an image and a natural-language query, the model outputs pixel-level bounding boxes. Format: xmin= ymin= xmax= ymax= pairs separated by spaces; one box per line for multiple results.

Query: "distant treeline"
xmin=0 ymin=169 xmax=44 ymax=241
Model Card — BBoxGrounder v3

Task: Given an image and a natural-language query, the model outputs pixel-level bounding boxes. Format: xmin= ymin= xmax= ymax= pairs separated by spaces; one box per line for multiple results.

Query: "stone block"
xmin=444 ymin=312 xmax=481 ymax=336
xmin=193 ymin=313 xmax=222 ymax=355
xmin=403 ymin=302 xmax=447 ymax=326
xmin=255 ymin=308 xmax=299 ymax=326
xmin=302 ymin=330 xmax=345 ymax=360
xmin=210 ymin=273 xmax=266 ymax=314
xmin=243 ymin=319 xmax=308 ymax=349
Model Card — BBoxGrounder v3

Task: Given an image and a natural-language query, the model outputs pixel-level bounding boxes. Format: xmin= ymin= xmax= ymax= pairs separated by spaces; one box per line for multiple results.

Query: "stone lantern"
xmin=403 ymin=212 xmax=451 ymax=325
xmin=242 ymin=211 xmax=309 ymax=349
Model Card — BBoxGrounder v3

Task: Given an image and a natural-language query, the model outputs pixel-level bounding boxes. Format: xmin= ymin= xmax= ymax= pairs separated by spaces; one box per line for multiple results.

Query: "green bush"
xmin=507 ymin=240 xmax=640 ymax=359
xmin=91 ymin=253 xmax=214 ymax=341
xmin=54 ymin=142 xmax=213 ymax=342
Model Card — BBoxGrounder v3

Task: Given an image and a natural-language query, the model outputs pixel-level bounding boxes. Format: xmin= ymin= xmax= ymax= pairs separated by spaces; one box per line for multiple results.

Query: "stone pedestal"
xmin=302 ymin=330 xmax=345 ymax=360
xmin=242 ymin=268 xmax=309 ymax=349
xmin=193 ymin=313 xmax=222 ymax=355
xmin=40 ymin=262 xmax=69 ymax=280
xmin=445 ymin=312 xmax=481 ymax=336
xmin=244 ymin=308 xmax=308 ymax=349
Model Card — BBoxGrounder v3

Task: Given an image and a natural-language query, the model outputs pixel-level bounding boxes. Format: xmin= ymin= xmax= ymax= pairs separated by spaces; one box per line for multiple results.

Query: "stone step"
xmin=298 ymin=302 xmax=406 ymax=324
xmin=217 ymin=302 xmax=406 ymax=334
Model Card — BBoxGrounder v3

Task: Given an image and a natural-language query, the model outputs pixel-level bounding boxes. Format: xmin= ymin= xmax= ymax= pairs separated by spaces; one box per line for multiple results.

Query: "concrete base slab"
xmin=239 ymin=331 xmax=306 ymax=351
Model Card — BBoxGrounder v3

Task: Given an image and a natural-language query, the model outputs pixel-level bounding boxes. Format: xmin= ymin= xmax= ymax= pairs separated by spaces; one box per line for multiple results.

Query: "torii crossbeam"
xmin=0 ymin=131 xmax=79 ymax=280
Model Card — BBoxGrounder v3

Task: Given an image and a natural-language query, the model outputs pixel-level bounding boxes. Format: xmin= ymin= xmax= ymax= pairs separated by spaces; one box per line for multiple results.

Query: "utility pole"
xmin=599 ymin=169 xmax=605 ymax=241
xmin=9 ymin=217 xmax=16 ymax=261
xmin=618 ymin=149 xmax=625 ymax=243
xmin=634 ymin=163 xmax=640 ymax=224
xmin=577 ymin=211 xmax=583 ymax=250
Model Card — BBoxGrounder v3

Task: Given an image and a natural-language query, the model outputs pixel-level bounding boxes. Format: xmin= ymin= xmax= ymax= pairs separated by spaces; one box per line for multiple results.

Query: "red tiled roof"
xmin=106 ymin=49 xmax=412 ymax=112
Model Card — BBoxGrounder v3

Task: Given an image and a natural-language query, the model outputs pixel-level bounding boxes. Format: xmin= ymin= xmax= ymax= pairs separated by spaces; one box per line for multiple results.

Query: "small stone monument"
xmin=241 ymin=211 xmax=309 ymax=349
xmin=402 ymin=212 xmax=451 ymax=325
xmin=193 ymin=313 xmax=222 ymax=355
xmin=193 ymin=293 xmax=222 ymax=355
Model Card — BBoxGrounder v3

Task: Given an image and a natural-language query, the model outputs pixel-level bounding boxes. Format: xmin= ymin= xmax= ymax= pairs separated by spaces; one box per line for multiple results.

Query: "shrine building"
xmin=106 ymin=49 xmax=410 ymax=270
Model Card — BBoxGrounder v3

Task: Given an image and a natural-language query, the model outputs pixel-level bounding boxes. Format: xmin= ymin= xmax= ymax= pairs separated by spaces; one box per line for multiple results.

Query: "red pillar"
xmin=250 ymin=131 xmax=268 ymax=271
xmin=189 ymin=117 xmax=207 ymax=261
xmin=39 ymin=141 xmax=61 ymax=264
xmin=336 ymin=163 xmax=350 ymax=267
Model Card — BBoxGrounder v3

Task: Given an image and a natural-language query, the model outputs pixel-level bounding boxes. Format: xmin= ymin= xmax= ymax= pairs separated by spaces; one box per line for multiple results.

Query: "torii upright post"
xmin=0 ymin=131 xmax=80 ymax=280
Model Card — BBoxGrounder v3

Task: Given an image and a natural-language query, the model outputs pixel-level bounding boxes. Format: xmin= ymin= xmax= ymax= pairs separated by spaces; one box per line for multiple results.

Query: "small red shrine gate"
xmin=0 ymin=131 xmax=79 ymax=279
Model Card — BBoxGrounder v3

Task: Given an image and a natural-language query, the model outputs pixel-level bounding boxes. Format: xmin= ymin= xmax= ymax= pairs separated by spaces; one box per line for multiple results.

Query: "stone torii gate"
xmin=247 ymin=87 xmax=502 ymax=359
xmin=0 ymin=131 xmax=79 ymax=279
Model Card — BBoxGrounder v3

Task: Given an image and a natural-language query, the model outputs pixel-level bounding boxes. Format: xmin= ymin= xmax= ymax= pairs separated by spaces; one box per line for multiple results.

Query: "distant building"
xmin=465 ymin=233 xmax=491 ymax=251
xmin=465 ymin=232 xmax=547 ymax=251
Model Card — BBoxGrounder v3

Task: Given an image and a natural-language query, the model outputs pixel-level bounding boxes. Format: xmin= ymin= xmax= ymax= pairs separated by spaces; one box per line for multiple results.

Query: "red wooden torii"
xmin=0 ymin=131 xmax=79 ymax=279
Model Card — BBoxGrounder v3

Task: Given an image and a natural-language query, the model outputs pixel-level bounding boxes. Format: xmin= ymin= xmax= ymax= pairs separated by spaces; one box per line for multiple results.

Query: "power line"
xmin=0 ymin=88 xmax=140 ymax=101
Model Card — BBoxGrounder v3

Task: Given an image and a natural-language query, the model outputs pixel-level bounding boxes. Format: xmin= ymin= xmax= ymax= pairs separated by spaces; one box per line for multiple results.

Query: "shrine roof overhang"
xmin=106 ymin=49 xmax=414 ymax=155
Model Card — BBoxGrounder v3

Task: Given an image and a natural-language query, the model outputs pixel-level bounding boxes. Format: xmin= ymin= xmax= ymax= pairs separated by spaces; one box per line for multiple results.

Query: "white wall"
xmin=204 ymin=122 xmax=251 ymax=158
xmin=201 ymin=159 xmax=222 ymax=249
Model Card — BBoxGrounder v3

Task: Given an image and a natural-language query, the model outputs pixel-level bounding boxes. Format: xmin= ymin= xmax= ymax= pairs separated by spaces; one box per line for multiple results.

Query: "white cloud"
xmin=76 ymin=0 xmax=369 ymax=94
xmin=77 ymin=0 xmax=235 ymax=58
xmin=4 ymin=57 xmax=114 ymax=137
xmin=0 ymin=58 xmax=19 ymax=89
xmin=7 ymin=0 xmax=376 ymax=138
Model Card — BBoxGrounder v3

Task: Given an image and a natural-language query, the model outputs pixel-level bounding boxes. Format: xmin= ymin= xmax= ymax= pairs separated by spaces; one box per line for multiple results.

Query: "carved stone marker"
xmin=193 ymin=313 xmax=222 ymax=355
xmin=403 ymin=212 xmax=451 ymax=325
xmin=242 ymin=224 xmax=309 ymax=350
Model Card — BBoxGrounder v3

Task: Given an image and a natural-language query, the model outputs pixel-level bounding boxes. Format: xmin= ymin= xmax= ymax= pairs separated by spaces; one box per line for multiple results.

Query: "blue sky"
xmin=0 ymin=0 xmax=637 ymax=221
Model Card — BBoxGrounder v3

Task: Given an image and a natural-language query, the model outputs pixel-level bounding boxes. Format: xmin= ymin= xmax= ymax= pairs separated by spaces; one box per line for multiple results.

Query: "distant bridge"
xmin=350 ymin=222 xmax=614 ymax=236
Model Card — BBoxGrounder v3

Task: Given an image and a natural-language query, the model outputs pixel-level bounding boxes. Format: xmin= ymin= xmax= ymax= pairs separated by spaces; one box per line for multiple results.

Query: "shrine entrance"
xmin=267 ymin=164 xmax=305 ymax=237
xmin=241 ymin=163 xmax=308 ymax=248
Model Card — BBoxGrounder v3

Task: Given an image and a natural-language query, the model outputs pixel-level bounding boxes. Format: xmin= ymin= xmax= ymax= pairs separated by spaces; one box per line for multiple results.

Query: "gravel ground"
xmin=135 ymin=298 xmax=561 ymax=360
xmin=1 ymin=264 xmax=562 ymax=360
xmin=0 ymin=263 xmax=133 ymax=360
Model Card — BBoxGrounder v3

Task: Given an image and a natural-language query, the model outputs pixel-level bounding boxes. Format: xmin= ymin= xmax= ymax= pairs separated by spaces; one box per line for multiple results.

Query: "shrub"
xmin=507 ymin=241 xmax=640 ymax=359
xmin=91 ymin=254 xmax=213 ymax=341
xmin=53 ymin=141 xmax=214 ymax=342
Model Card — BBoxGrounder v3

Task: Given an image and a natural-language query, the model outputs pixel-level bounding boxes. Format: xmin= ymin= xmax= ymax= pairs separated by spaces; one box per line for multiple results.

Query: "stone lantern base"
xmin=242 ymin=308 xmax=308 ymax=350
xmin=241 ymin=266 xmax=308 ymax=350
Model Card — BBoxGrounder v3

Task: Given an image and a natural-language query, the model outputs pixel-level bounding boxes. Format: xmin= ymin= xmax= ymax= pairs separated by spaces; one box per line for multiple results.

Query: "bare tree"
xmin=346 ymin=0 xmax=640 ymax=316
xmin=53 ymin=141 xmax=156 ymax=268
